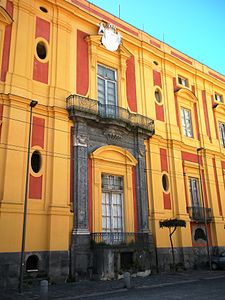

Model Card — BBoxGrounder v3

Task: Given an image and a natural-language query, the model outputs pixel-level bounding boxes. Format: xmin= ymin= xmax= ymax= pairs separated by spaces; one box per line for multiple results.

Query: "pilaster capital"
xmin=74 ymin=133 xmax=89 ymax=147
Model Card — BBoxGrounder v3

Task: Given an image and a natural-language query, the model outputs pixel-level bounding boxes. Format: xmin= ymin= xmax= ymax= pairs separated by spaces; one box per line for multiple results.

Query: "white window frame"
xmin=215 ymin=93 xmax=223 ymax=103
xmin=97 ymin=64 xmax=118 ymax=117
xmin=178 ymin=75 xmax=189 ymax=87
xmin=101 ymin=174 xmax=124 ymax=242
xmin=181 ymin=107 xmax=194 ymax=138
xmin=189 ymin=177 xmax=201 ymax=207
xmin=219 ymin=122 xmax=225 ymax=148
xmin=154 ymin=88 xmax=162 ymax=103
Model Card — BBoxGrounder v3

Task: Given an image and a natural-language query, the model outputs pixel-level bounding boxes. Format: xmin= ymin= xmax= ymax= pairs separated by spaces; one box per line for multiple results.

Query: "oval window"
xmin=162 ymin=174 xmax=169 ymax=192
xmin=155 ymin=88 xmax=162 ymax=103
xmin=31 ymin=151 xmax=41 ymax=173
xmin=36 ymin=42 xmax=47 ymax=60
xmin=40 ymin=6 xmax=48 ymax=13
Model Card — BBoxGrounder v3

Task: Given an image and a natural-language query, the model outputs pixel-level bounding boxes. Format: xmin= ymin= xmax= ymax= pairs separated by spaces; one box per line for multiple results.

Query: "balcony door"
xmin=97 ymin=64 xmax=117 ymax=118
xmin=189 ymin=177 xmax=203 ymax=221
xmin=101 ymin=174 xmax=124 ymax=243
xmin=189 ymin=177 xmax=200 ymax=208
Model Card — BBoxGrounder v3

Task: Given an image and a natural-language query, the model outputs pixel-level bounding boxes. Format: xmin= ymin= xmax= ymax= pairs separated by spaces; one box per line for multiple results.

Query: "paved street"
xmin=84 ymin=275 xmax=225 ymax=300
xmin=1 ymin=270 xmax=225 ymax=300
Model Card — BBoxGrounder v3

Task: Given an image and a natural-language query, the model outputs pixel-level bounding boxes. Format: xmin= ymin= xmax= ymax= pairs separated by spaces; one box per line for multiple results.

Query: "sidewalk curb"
xmin=55 ymin=288 xmax=127 ymax=300
xmin=136 ymin=279 xmax=198 ymax=290
xmin=47 ymin=274 xmax=225 ymax=300
xmin=1 ymin=271 xmax=225 ymax=300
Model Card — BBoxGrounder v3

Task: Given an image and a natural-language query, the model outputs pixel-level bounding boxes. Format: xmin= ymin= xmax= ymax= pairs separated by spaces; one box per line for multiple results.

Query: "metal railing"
xmin=90 ymin=232 xmax=151 ymax=249
xmin=187 ymin=206 xmax=212 ymax=223
xmin=66 ymin=94 xmax=155 ymax=133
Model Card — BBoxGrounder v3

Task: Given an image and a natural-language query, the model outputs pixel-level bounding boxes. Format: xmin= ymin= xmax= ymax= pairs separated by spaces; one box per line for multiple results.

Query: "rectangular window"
xmin=97 ymin=64 xmax=117 ymax=117
xmin=189 ymin=177 xmax=201 ymax=207
xmin=178 ymin=75 xmax=189 ymax=87
xmin=219 ymin=122 xmax=225 ymax=148
xmin=102 ymin=174 xmax=124 ymax=244
xmin=215 ymin=93 xmax=223 ymax=103
xmin=181 ymin=107 xmax=193 ymax=137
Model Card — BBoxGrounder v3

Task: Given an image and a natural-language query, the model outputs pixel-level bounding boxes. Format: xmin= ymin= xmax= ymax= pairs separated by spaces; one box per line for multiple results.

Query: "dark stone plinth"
xmin=155 ymin=246 xmax=222 ymax=272
xmin=0 ymin=251 xmax=69 ymax=288
xmin=70 ymin=231 xmax=91 ymax=279
xmin=48 ymin=251 xmax=69 ymax=283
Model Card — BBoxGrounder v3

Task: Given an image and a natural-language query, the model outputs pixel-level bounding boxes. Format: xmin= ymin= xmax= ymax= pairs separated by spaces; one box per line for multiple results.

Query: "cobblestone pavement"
xmin=1 ymin=270 xmax=225 ymax=300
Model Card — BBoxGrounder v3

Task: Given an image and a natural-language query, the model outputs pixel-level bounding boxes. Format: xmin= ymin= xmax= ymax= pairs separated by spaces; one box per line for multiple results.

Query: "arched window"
xmin=194 ymin=228 xmax=206 ymax=242
xmin=26 ymin=255 xmax=39 ymax=272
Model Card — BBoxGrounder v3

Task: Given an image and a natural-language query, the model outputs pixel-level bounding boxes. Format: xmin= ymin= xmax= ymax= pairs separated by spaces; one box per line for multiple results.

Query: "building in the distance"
xmin=1 ymin=0 xmax=225 ymax=287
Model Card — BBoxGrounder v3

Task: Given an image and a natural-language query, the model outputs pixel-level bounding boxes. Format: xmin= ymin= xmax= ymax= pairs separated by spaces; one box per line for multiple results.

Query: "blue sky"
xmin=90 ymin=0 xmax=225 ymax=76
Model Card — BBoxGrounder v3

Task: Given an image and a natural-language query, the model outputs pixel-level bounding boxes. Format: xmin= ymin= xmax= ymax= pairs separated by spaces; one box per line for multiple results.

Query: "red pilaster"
xmin=76 ymin=30 xmax=89 ymax=96
xmin=126 ymin=56 xmax=137 ymax=112
xmin=29 ymin=116 xmax=45 ymax=200
xmin=160 ymin=148 xmax=171 ymax=209
xmin=0 ymin=104 xmax=3 ymax=138
xmin=33 ymin=17 xmax=50 ymax=84
xmin=1 ymin=0 xmax=13 ymax=82
xmin=202 ymin=90 xmax=211 ymax=142
xmin=212 ymin=158 xmax=222 ymax=216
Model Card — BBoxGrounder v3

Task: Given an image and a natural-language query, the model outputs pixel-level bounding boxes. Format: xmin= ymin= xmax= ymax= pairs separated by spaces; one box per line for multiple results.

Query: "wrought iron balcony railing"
xmin=187 ymin=206 xmax=212 ymax=223
xmin=66 ymin=94 xmax=155 ymax=133
xmin=90 ymin=232 xmax=151 ymax=249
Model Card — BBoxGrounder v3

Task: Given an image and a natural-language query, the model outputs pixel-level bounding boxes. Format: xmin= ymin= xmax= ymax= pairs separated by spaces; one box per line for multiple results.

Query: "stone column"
xmin=134 ymin=131 xmax=156 ymax=270
xmin=135 ymin=131 xmax=149 ymax=233
xmin=71 ymin=120 xmax=90 ymax=278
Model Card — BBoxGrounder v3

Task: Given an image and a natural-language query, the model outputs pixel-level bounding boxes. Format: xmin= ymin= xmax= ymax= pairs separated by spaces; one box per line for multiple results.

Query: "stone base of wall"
xmin=0 ymin=251 xmax=69 ymax=289
xmin=70 ymin=232 xmax=91 ymax=280
xmin=92 ymin=248 xmax=154 ymax=279
xmin=0 ymin=252 xmax=20 ymax=288
xmin=1 ymin=246 xmax=225 ymax=288
xmin=155 ymin=246 xmax=225 ymax=272
xmin=48 ymin=251 xmax=69 ymax=284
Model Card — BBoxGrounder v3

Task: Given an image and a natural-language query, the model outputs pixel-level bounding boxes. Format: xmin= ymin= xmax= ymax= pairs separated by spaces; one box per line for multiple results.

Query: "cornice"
xmin=23 ymin=0 xmax=225 ymax=88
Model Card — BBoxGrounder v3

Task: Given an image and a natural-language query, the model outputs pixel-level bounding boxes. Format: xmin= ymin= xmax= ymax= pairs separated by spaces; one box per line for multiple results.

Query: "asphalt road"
xmin=73 ymin=275 xmax=225 ymax=300
xmin=1 ymin=271 xmax=225 ymax=300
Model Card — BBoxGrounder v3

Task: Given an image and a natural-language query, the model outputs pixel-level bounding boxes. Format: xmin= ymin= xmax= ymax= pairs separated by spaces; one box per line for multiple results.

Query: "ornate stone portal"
xmin=67 ymin=95 xmax=155 ymax=278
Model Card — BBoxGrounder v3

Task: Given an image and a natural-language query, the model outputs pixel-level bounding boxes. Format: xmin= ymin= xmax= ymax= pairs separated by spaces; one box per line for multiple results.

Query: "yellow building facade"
xmin=1 ymin=0 xmax=225 ymax=286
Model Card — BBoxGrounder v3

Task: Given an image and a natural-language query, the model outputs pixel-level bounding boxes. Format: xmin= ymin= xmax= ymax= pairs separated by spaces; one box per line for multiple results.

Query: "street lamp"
xmin=197 ymin=147 xmax=212 ymax=271
xmin=18 ymin=100 xmax=38 ymax=293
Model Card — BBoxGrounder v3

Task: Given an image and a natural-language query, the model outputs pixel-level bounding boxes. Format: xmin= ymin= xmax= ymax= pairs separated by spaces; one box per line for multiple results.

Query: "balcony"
xmin=187 ymin=206 xmax=212 ymax=223
xmin=90 ymin=232 xmax=151 ymax=249
xmin=66 ymin=94 xmax=155 ymax=134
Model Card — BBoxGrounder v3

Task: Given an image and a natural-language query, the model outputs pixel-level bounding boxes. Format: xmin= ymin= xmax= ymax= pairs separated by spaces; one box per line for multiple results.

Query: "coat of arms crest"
xmin=98 ymin=23 xmax=121 ymax=52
